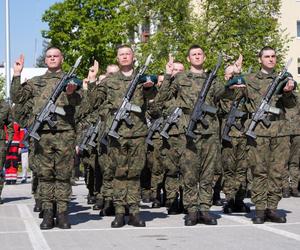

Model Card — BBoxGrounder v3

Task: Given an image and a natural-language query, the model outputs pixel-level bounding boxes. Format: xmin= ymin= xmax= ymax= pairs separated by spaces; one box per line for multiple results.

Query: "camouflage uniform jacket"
xmin=223 ymin=70 xmax=297 ymax=138
xmin=88 ymin=71 xmax=156 ymax=138
xmin=11 ymin=72 xmax=82 ymax=131
xmin=0 ymin=101 xmax=14 ymax=142
xmin=151 ymin=70 xmax=221 ymax=136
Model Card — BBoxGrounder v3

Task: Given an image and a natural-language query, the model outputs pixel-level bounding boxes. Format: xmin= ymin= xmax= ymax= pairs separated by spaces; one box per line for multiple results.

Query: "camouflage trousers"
xmin=160 ymin=135 xmax=184 ymax=203
xmin=146 ymin=138 xmax=164 ymax=202
xmin=221 ymin=137 xmax=248 ymax=201
xmin=0 ymin=140 xmax=6 ymax=197
xmin=182 ymin=134 xmax=221 ymax=213
xmin=248 ymin=136 xmax=289 ymax=210
xmin=98 ymin=146 xmax=113 ymax=201
xmin=35 ymin=130 xmax=75 ymax=213
xmin=29 ymin=147 xmax=40 ymax=200
xmin=283 ymin=135 xmax=300 ymax=190
xmin=109 ymin=137 xmax=146 ymax=215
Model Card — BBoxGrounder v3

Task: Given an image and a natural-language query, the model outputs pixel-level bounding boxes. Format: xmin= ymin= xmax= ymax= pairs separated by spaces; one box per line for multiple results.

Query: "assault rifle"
xmin=185 ymin=54 xmax=222 ymax=139
xmin=245 ymin=58 xmax=292 ymax=139
xmin=108 ymin=54 xmax=152 ymax=139
xmin=146 ymin=117 xmax=164 ymax=146
xmin=160 ymin=107 xmax=183 ymax=139
xmin=78 ymin=118 xmax=102 ymax=154
xmin=221 ymin=99 xmax=246 ymax=143
xmin=27 ymin=56 xmax=82 ymax=141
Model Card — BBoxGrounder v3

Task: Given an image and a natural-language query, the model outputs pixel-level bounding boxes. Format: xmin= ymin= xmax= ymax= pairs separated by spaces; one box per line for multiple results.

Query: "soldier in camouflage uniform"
xmin=0 ymin=100 xmax=14 ymax=204
xmin=228 ymin=46 xmax=297 ymax=224
xmin=151 ymin=45 xmax=221 ymax=226
xmin=282 ymin=90 xmax=300 ymax=197
xmin=215 ymin=55 xmax=251 ymax=214
xmin=11 ymin=49 xmax=82 ymax=230
xmin=86 ymin=45 xmax=156 ymax=228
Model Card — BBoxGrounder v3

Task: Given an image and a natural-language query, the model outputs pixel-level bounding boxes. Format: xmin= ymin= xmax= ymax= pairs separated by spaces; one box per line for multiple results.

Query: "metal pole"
xmin=5 ymin=0 xmax=11 ymax=102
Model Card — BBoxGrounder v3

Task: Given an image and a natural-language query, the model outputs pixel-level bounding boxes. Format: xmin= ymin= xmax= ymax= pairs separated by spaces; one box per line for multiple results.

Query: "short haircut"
xmin=187 ymin=45 xmax=205 ymax=57
xmin=258 ymin=46 xmax=276 ymax=58
xmin=45 ymin=46 xmax=63 ymax=55
xmin=116 ymin=44 xmax=134 ymax=53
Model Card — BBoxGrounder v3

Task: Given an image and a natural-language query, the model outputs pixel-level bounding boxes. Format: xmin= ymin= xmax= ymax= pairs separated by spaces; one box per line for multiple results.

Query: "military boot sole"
xmin=40 ymin=220 xmax=54 ymax=230
xmin=198 ymin=218 xmax=218 ymax=225
xmin=265 ymin=217 xmax=286 ymax=223
xmin=111 ymin=220 xmax=125 ymax=228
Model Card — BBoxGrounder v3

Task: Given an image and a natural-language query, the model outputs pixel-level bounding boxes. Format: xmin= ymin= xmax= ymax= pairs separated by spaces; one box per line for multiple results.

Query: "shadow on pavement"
xmin=140 ymin=210 xmax=168 ymax=222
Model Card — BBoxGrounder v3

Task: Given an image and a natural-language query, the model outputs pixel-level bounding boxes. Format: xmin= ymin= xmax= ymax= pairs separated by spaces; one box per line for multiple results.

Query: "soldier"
xmin=228 ymin=46 xmax=296 ymax=224
xmin=282 ymin=90 xmax=300 ymax=198
xmin=152 ymin=45 xmax=221 ymax=226
xmin=86 ymin=45 xmax=155 ymax=228
xmin=215 ymin=54 xmax=251 ymax=214
xmin=11 ymin=48 xmax=82 ymax=230
xmin=0 ymin=100 xmax=14 ymax=204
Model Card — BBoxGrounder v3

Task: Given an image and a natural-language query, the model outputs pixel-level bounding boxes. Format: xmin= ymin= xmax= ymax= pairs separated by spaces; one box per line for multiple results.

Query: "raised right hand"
xmin=87 ymin=60 xmax=99 ymax=82
xmin=166 ymin=53 xmax=174 ymax=75
xmin=13 ymin=54 xmax=24 ymax=76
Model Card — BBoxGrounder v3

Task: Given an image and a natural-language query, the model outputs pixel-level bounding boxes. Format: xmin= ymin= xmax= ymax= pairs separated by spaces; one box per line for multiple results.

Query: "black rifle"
xmin=27 ymin=56 xmax=82 ymax=141
xmin=160 ymin=107 xmax=183 ymax=139
xmin=108 ymin=54 xmax=152 ymax=139
xmin=221 ymin=99 xmax=246 ymax=143
xmin=78 ymin=118 xmax=102 ymax=154
xmin=245 ymin=58 xmax=292 ymax=139
xmin=186 ymin=54 xmax=222 ymax=139
xmin=146 ymin=117 xmax=164 ymax=146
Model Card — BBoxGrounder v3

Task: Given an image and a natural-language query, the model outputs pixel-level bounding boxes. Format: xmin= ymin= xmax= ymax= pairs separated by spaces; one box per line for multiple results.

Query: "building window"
xmin=297 ymin=21 xmax=300 ymax=38
xmin=298 ymin=58 xmax=300 ymax=75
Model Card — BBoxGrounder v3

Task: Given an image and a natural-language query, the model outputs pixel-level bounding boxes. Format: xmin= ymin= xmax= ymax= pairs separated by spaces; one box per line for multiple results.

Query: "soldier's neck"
xmin=47 ymin=68 xmax=62 ymax=74
xmin=190 ymin=65 xmax=204 ymax=74
xmin=121 ymin=67 xmax=134 ymax=77
xmin=260 ymin=67 xmax=274 ymax=75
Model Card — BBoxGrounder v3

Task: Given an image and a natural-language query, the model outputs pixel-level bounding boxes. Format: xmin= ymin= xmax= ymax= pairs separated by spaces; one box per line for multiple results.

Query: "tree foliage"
xmin=0 ymin=74 xmax=5 ymax=101
xmin=40 ymin=0 xmax=289 ymax=76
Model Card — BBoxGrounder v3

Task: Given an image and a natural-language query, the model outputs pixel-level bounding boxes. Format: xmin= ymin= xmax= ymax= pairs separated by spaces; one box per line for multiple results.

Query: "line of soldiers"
xmin=8 ymin=44 xmax=299 ymax=230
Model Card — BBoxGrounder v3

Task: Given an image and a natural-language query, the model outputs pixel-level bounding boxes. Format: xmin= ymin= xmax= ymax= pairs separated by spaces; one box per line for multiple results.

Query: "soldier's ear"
xmin=187 ymin=56 xmax=191 ymax=63
xmin=258 ymin=57 xmax=262 ymax=64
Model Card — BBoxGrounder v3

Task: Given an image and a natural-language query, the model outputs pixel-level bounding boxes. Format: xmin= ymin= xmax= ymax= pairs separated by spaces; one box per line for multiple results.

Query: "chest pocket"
xmin=107 ymin=82 xmax=122 ymax=112
xmin=178 ymin=80 xmax=199 ymax=111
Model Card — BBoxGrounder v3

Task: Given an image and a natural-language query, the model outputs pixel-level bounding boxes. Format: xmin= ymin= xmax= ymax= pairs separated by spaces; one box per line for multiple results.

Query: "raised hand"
xmin=166 ymin=53 xmax=174 ymax=75
xmin=87 ymin=60 xmax=99 ymax=82
xmin=13 ymin=54 xmax=25 ymax=76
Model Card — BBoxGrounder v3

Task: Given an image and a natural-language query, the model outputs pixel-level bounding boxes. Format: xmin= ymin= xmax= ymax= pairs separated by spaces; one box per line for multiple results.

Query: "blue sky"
xmin=0 ymin=0 xmax=61 ymax=67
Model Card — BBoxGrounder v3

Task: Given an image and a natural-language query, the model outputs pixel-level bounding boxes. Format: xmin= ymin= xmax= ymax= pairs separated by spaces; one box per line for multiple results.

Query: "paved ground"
xmin=1 ymin=179 xmax=300 ymax=250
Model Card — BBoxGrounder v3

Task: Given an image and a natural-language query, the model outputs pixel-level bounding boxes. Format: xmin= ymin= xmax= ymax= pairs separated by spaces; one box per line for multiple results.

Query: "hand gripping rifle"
xmin=78 ymin=118 xmax=102 ymax=154
xmin=159 ymin=107 xmax=183 ymax=140
xmin=107 ymin=54 xmax=152 ymax=139
xmin=221 ymin=98 xmax=246 ymax=143
xmin=146 ymin=117 xmax=164 ymax=146
xmin=27 ymin=56 xmax=83 ymax=141
xmin=245 ymin=58 xmax=292 ymax=139
xmin=185 ymin=54 xmax=222 ymax=140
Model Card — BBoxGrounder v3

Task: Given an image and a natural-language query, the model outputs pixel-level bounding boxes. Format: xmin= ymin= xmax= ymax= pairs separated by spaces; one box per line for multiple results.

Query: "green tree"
xmin=41 ymin=0 xmax=289 ymax=75
xmin=0 ymin=74 xmax=5 ymax=101
xmin=42 ymin=0 xmax=139 ymax=76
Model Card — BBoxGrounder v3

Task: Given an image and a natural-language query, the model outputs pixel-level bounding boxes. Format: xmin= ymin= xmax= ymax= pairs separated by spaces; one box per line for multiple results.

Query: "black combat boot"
xmin=265 ymin=209 xmax=286 ymax=223
xmin=92 ymin=198 xmax=104 ymax=210
xmin=111 ymin=214 xmax=125 ymax=228
xmin=167 ymin=197 xmax=180 ymax=215
xmin=56 ymin=211 xmax=71 ymax=229
xmin=40 ymin=209 xmax=54 ymax=230
xmin=99 ymin=200 xmax=115 ymax=216
xmin=87 ymin=195 xmax=96 ymax=204
xmin=184 ymin=212 xmax=198 ymax=226
xmin=223 ymin=199 xmax=235 ymax=214
xmin=198 ymin=211 xmax=217 ymax=225
xmin=282 ymin=188 xmax=290 ymax=198
xmin=212 ymin=190 xmax=223 ymax=206
xmin=151 ymin=199 xmax=161 ymax=208
xmin=33 ymin=199 xmax=42 ymax=212
xmin=128 ymin=213 xmax=146 ymax=227
xmin=234 ymin=200 xmax=251 ymax=213
xmin=290 ymin=188 xmax=300 ymax=197
xmin=252 ymin=210 xmax=265 ymax=224
xmin=0 ymin=197 xmax=3 ymax=204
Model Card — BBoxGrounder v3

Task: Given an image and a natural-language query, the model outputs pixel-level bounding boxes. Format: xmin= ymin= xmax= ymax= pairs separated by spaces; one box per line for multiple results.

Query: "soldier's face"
xmin=259 ymin=49 xmax=276 ymax=71
xmin=187 ymin=48 xmax=206 ymax=67
xmin=117 ymin=47 xmax=134 ymax=67
xmin=172 ymin=63 xmax=184 ymax=76
xmin=45 ymin=48 xmax=64 ymax=70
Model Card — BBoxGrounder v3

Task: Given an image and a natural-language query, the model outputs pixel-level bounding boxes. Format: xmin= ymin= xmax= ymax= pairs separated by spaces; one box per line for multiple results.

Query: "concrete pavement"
xmin=1 ymin=179 xmax=300 ymax=250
